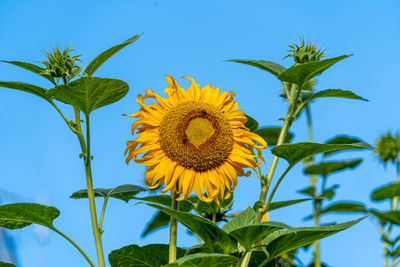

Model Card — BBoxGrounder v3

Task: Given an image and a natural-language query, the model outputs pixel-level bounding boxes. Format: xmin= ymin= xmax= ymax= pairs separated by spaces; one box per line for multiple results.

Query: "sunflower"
xmin=125 ymin=75 xmax=267 ymax=203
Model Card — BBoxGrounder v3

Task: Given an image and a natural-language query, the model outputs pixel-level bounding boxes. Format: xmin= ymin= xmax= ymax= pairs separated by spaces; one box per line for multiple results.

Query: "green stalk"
xmin=169 ymin=191 xmax=178 ymax=263
xmin=99 ymin=197 xmax=109 ymax=233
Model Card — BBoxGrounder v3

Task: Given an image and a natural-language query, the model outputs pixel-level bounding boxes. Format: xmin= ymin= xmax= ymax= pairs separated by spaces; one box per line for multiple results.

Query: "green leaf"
xmin=371 ymin=183 xmax=400 ymax=202
xmin=261 ymin=217 xmax=365 ymax=262
xmin=271 ymin=142 xmax=370 ymax=166
xmin=47 ymin=77 xmax=129 ymax=114
xmin=222 ymin=207 xmax=256 ymax=233
xmin=70 ymin=184 xmax=146 ymax=202
xmin=0 ymin=262 xmax=16 ymax=267
xmin=166 ymin=253 xmax=239 ymax=267
xmin=320 ymin=202 xmax=366 ymax=215
xmin=254 ymin=127 xmax=294 ymax=146
xmin=185 ymin=243 xmax=225 ymax=255
xmin=227 ymin=59 xmax=286 ymax=78
xmin=108 ymin=244 xmax=185 ymax=267
xmin=268 ymin=198 xmax=312 ymax=211
xmin=324 ymin=135 xmax=368 ymax=157
xmin=302 ymin=89 xmax=368 ymax=105
xmin=146 ymin=204 xmax=236 ymax=253
xmin=320 ymin=185 xmax=339 ymax=200
xmin=84 ymin=33 xmax=142 ymax=77
xmin=1 ymin=60 xmax=56 ymax=85
xmin=0 ymin=203 xmax=59 ymax=230
xmin=303 ymin=159 xmax=363 ymax=177
xmin=142 ymin=211 xmax=170 ymax=236
xmin=278 ymin=55 xmax=351 ymax=86
xmin=370 ymin=210 xmax=400 ymax=225
xmin=194 ymin=194 xmax=233 ymax=216
xmin=245 ymin=115 xmax=259 ymax=131
xmin=135 ymin=195 xmax=194 ymax=212
xmin=229 ymin=221 xmax=288 ymax=250
xmin=298 ymin=186 xmax=315 ymax=197
xmin=0 ymin=81 xmax=51 ymax=101
xmin=249 ymin=251 xmax=276 ymax=267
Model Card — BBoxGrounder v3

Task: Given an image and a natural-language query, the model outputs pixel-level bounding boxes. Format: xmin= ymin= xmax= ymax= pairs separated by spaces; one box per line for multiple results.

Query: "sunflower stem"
xmin=169 ymin=191 xmax=179 ymax=263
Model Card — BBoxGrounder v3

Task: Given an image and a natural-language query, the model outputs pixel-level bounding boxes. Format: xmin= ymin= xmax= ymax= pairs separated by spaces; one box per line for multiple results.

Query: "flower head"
xmin=375 ymin=131 xmax=400 ymax=165
xmin=284 ymin=39 xmax=325 ymax=64
xmin=125 ymin=76 xmax=267 ymax=203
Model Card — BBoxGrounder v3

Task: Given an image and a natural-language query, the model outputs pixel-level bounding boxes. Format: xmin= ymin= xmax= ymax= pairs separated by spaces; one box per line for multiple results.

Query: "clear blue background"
xmin=1 ymin=0 xmax=399 ymax=266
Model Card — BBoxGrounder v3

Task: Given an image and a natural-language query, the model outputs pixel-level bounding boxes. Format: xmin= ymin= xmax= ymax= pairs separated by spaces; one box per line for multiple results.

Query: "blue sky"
xmin=1 ymin=0 xmax=400 ymax=266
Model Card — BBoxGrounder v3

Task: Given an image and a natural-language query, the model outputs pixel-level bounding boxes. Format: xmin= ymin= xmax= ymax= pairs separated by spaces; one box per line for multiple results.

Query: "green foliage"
xmin=271 ymin=142 xmax=370 ymax=167
xmin=278 ymin=55 xmax=351 ymax=86
xmin=165 ymin=253 xmax=239 ymax=267
xmin=47 ymin=77 xmax=129 ymax=114
xmin=0 ymin=203 xmax=59 ymax=230
xmin=371 ymin=183 xmax=400 ymax=202
xmin=370 ymin=210 xmax=400 ymax=226
xmin=222 ymin=207 xmax=256 ymax=233
xmin=268 ymin=198 xmax=312 ymax=211
xmin=249 ymin=251 xmax=276 ymax=267
xmin=245 ymin=115 xmax=259 ymax=131
xmin=0 ymin=262 xmax=16 ymax=267
xmin=146 ymin=204 xmax=237 ymax=254
xmin=0 ymin=81 xmax=51 ymax=102
xmin=254 ymin=127 xmax=294 ymax=146
xmin=303 ymin=159 xmax=363 ymax=178
xmin=0 ymin=60 xmax=56 ymax=85
xmin=320 ymin=202 xmax=367 ymax=215
xmin=142 ymin=211 xmax=171 ymax=236
xmin=70 ymin=184 xmax=146 ymax=202
xmin=375 ymin=131 xmax=400 ymax=165
xmin=324 ymin=135 xmax=367 ymax=157
xmin=84 ymin=33 xmax=142 ymax=77
xmin=228 ymin=59 xmax=286 ymax=78
xmin=261 ymin=217 xmax=365 ymax=263
xmin=108 ymin=244 xmax=185 ymax=267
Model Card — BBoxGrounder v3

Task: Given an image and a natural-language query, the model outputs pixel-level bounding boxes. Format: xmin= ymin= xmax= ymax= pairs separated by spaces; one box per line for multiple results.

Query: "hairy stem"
xmin=169 ymin=191 xmax=178 ymax=263
xmin=99 ymin=197 xmax=109 ymax=233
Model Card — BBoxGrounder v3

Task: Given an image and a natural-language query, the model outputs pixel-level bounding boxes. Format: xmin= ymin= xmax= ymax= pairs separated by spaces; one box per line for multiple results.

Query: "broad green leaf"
xmin=47 ymin=77 xmax=129 ymax=114
xmin=70 ymin=184 xmax=146 ymax=202
xmin=0 ymin=262 xmax=15 ymax=267
xmin=370 ymin=210 xmax=400 ymax=225
xmin=0 ymin=81 xmax=51 ymax=101
xmin=268 ymin=198 xmax=312 ymax=211
xmin=302 ymin=89 xmax=367 ymax=106
xmin=0 ymin=203 xmax=59 ymax=230
xmin=298 ymin=186 xmax=315 ymax=197
xmin=324 ymin=135 xmax=368 ymax=157
xmin=222 ymin=207 xmax=256 ymax=233
xmin=194 ymin=194 xmax=233 ymax=216
xmin=303 ymin=159 xmax=362 ymax=177
xmin=108 ymin=244 xmax=185 ymax=267
xmin=227 ymin=59 xmax=286 ymax=78
xmin=1 ymin=60 xmax=56 ymax=85
xmin=229 ymin=221 xmax=288 ymax=250
xmin=254 ymin=127 xmax=294 ymax=146
xmin=278 ymin=55 xmax=350 ymax=86
xmin=245 ymin=115 xmax=259 ymax=131
xmin=371 ymin=183 xmax=400 ymax=202
xmin=147 ymin=204 xmax=236 ymax=253
xmin=249 ymin=251 xmax=276 ymax=267
xmin=271 ymin=142 xmax=370 ymax=166
xmin=185 ymin=243 xmax=224 ymax=255
xmin=320 ymin=202 xmax=366 ymax=215
xmin=261 ymin=217 xmax=365 ymax=262
xmin=142 ymin=211 xmax=170 ymax=236
xmin=84 ymin=33 xmax=142 ymax=77
xmin=166 ymin=253 xmax=239 ymax=267
xmin=135 ymin=195 xmax=194 ymax=212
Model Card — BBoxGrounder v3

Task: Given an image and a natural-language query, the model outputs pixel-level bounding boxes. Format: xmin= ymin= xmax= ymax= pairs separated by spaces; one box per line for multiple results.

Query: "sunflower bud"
xmin=284 ymin=39 xmax=325 ymax=64
xmin=375 ymin=132 xmax=400 ymax=165
xmin=40 ymin=44 xmax=82 ymax=84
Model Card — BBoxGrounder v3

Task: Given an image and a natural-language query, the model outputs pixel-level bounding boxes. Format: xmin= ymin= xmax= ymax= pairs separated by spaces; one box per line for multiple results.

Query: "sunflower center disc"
xmin=159 ymin=101 xmax=234 ymax=171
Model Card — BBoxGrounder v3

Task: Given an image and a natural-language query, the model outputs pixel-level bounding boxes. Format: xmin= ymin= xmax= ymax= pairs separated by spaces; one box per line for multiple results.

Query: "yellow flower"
xmin=125 ymin=75 xmax=267 ymax=203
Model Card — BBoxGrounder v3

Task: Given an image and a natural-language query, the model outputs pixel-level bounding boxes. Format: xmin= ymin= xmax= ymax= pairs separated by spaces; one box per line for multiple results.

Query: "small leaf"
xmin=245 ymin=115 xmax=259 ymax=131
xmin=84 ymin=33 xmax=142 ymax=77
xmin=1 ymin=60 xmax=56 ymax=85
xmin=108 ymin=244 xmax=185 ymax=267
xmin=0 ymin=262 xmax=15 ymax=267
xmin=254 ymin=127 xmax=294 ymax=146
xmin=278 ymin=55 xmax=351 ymax=86
xmin=142 ymin=211 xmax=170 ymax=236
xmin=222 ymin=207 xmax=256 ymax=233
xmin=320 ymin=202 xmax=366 ymax=215
xmin=47 ymin=77 xmax=129 ymax=114
xmin=320 ymin=185 xmax=339 ymax=200
xmin=370 ymin=210 xmax=400 ymax=225
xmin=298 ymin=186 xmax=315 ymax=198
xmin=324 ymin=135 xmax=369 ymax=157
xmin=0 ymin=203 xmax=59 ymax=230
xmin=147 ymin=204 xmax=236 ymax=253
xmin=371 ymin=183 xmax=400 ymax=202
xmin=271 ymin=142 xmax=370 ymax=166
xmin=135 ymin=195 xmax=194 ymax=212
xmin=227 ymin=59 xmax=286 ymax=78
xmin=261 ymin=217 xmax=365 ymax=263
xmin=70 ymin=184 xmax=146 ymax=202
xmin=0 ymin=81 xmax=51 ymax=102
xmin=268 ymin=198 xmax=312 ymax=211
xmin=303 ymin=159 xmax=363 ymax=177
xmin=302 ymin=89 xmax=368 ymax=104
xmin=166 ymin=253 xmax=239 ymax=267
